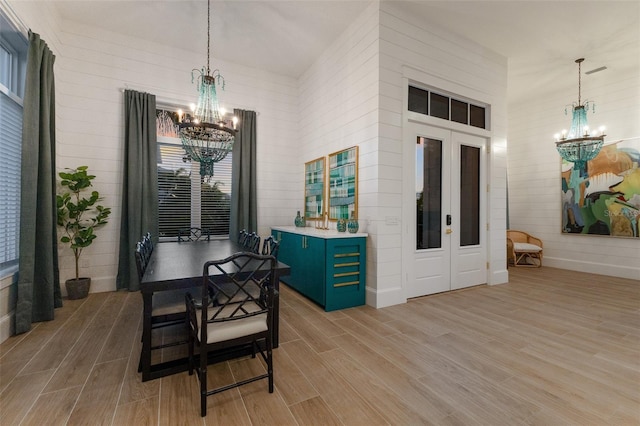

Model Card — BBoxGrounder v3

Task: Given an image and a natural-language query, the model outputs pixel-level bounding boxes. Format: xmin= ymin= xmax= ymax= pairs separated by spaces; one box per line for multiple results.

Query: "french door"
xmin=403 ymin=123 xmax=487 ymax=298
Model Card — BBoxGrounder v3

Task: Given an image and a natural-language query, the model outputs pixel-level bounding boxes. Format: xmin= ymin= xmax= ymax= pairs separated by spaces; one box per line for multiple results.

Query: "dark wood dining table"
xmin=140 ymin=239 xmax=290 ymax=381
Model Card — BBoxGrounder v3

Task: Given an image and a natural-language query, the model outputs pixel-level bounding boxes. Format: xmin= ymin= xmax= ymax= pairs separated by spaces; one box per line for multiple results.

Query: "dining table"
xmin=139 ymin=239 xmax=290 ymax=382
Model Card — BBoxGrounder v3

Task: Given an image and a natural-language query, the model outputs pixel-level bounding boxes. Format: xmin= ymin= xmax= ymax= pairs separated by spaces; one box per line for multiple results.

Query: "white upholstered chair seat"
xmin=513 ymin=242 xmax=542 ymax=252
xmin=195 ymin=301 xmax=268 ymax=344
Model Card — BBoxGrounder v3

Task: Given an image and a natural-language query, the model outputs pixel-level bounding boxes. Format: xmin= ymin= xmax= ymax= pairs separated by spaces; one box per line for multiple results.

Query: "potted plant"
xmin=56 ymin=166 xmax=111 ymax=299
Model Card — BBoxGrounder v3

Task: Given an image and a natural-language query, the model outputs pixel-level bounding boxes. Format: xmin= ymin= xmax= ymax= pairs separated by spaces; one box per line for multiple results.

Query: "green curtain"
xmin=15 ymin=32 xmax=61 ymax=334
xmin=229 ymin=109 xmax=257 ymax=241
xmin=116 ymin=90 xmax=158 ymax=291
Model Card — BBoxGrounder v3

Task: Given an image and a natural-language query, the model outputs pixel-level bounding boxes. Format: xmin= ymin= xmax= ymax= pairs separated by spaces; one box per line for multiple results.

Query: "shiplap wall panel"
xmin=297 ymin=2 xmax=381 ymax=301
xmin=508 ymin=59 xmax=640 ymax=280
xmin=8 ymin=4 xmax=299 ymax=294
xmin=376 ymin=1 xmax=509 ymax=306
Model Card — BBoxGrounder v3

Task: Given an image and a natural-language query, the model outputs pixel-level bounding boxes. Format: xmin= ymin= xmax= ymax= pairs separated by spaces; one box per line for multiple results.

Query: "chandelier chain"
xmin=577 ymin=58 xmax=581 ymax=105
xmin=207 ymin=0 xmax=210 ymax=75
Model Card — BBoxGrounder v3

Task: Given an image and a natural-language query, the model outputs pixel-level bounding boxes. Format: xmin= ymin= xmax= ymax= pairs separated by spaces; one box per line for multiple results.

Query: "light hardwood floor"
xmin=1 ymin=267 xmax=639 ymax=425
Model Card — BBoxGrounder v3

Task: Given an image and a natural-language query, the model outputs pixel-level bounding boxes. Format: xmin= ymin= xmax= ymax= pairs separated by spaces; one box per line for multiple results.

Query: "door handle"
xmin=445 ymin=229 xmax=453 ymax=234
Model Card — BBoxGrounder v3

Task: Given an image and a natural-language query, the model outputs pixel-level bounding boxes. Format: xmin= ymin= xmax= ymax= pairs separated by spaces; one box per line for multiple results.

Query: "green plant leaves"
xmin=56 ymin=166 xmax=111 ymax=280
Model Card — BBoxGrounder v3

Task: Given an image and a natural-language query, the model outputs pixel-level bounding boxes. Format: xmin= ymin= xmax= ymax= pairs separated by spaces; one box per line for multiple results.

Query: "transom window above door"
xmin=408 ymin=85 xmax=487 ymax=130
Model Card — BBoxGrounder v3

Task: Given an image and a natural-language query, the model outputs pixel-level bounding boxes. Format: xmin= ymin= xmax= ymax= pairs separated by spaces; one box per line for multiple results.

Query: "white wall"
xmin=297 ymin=3 xmax=381 ymax=301
xmin=508 ymin=60 xmax=640 ymax=280
xmin=7 ymin=2 xmax=299 ymax=298
xmin=297 ymin=1 xmax=509 ymax=308
xmin=374 ymin=2 xmax=508 ymax=307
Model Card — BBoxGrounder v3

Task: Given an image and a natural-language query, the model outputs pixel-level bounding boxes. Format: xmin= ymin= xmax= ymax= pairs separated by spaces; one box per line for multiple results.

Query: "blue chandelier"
xmin=554 ymin=58 xmax=605 ymax=172
xmin=179 ymin=0 xmax=236 ymax=181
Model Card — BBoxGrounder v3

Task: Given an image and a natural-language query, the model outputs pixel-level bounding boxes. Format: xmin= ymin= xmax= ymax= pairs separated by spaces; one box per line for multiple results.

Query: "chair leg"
xmin=267 ymin=336 xmax=274 ymax=393
xmin=200 ymin=367 xmax=207 ymax=417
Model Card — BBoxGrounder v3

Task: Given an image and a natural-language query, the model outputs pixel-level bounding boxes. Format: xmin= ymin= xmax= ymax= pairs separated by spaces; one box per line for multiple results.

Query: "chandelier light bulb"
xmin=554 ymin=133 xmax=560 ymax=141
xmin=177 ymin=109 xmax=184 ymax=122
xmin=189 ymin=103 xmax=196 ymax=112
xmin=232 ymin=116 xmax=238 ymax=129
xmin=220 ymin=107 xmax=227 ymax=116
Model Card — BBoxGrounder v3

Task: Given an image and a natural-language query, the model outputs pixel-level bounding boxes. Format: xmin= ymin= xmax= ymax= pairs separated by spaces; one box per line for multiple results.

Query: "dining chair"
xmin=261 ymin=236 xmax=280 ymax=259
xmin=178 ymin=227 xmax=211 ymax=242
xmin=243 ymin=232 xmax=261 ymax=253
xmin=135 ymin=233 xmax=190 ymax=372
xmin=238 ymin=229 xmax=248 ymax=245
xmin=185 ymin=252 xmax=276 ymax=417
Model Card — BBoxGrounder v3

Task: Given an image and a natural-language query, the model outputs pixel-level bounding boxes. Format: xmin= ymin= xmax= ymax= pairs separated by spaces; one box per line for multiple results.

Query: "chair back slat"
xmin=179 ymin=227 xmax=210 ymax=242
xmin=135 ymin=232 xmax=154 ymax=281
xmin=243 ymin=232 xmax=261 ymax=253
xmin=238 ymin=229 xmax=248 ymax=245
xmin=261 ymin=236 xmax=280 ymax=259
xmin=197 ymin=253 xmax=275 ymax=335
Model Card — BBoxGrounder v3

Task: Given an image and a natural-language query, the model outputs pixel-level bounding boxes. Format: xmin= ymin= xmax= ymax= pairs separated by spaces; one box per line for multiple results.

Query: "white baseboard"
xmin=490 ymin=268 xmax=509 ymax=285
xmin=545 ymin=257 xmax=640 ymax=281
xmin=0 ymin=311 xmax=15 ymax=344
xmin=366 ymin=285 xmax=406 ymax=308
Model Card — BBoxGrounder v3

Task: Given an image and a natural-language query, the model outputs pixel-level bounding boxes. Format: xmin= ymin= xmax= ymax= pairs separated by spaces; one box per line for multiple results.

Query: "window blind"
xmin=157 ymin=142 xmax=232 ymax=239
xmin=0 ymin=90 xmax=22 ymax=270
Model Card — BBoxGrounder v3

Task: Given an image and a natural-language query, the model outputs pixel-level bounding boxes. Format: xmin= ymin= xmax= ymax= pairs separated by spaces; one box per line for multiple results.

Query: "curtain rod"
xmin=119 ymin=86 xmax=259 ymax=115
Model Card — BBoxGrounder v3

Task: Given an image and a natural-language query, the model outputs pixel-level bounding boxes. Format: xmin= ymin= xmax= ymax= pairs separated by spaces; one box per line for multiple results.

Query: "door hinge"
xmin=486 ymin=184 xmax=490 ymax=193
xmin=486 ymin=262 xmax=490 ymax=270
xmin=486 ymin=223 xmax=490 ymax=231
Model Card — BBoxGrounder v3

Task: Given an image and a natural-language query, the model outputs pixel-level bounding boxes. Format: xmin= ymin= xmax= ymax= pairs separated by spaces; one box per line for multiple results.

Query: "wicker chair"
xmin=506 ymin=230 xmax=543 ymax=267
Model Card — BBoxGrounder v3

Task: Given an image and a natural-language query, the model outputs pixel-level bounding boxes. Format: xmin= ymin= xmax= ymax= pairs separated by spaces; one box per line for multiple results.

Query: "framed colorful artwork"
xmin=304 ymin=157 xmax=325 ymax=220
xmin=561 ymin=138 xmax=640 ymax=238
xmin=328 ymin=146 xmax=358 ymax=221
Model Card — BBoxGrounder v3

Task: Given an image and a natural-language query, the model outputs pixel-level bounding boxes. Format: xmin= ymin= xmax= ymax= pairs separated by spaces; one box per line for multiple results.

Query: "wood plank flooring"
xmin=1 ymin=267 xmax=638 ymax=425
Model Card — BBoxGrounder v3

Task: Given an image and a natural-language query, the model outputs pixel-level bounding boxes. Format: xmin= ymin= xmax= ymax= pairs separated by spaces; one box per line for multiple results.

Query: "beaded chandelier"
xmin=554 ymin=58 xmax=605 ymax=172
xmin=179 ymin=0 xmax=236 ymax=181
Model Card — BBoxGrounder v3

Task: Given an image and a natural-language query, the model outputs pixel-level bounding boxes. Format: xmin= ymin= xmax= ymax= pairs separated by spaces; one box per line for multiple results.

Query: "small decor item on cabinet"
xmin=294 ymin=211 xmax=306 ymax=227
xmin=347 ymin=212 xmax=359 ymax=233
xmin=337 ymin=218 xmax=347 ymax=232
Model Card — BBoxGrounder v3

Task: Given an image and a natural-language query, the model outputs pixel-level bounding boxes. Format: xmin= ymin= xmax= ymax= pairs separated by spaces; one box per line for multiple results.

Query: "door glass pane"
xmin=460 ymin=145 xmax=480 ymax=246
xmin=416 ymin=137 xmax=442 ymax=250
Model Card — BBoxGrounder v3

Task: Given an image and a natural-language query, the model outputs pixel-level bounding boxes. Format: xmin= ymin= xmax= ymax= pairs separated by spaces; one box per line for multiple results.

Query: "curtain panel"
xmin=116 ymin=90 xmax=158 ymax=291
xmin=15 ymin=32 xmax=61 ymax=334
xmin=229 ymin=109 xmax=257 ymax=241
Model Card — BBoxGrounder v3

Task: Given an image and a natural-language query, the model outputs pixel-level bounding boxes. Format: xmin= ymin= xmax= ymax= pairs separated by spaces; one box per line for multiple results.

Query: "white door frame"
xmin=402 ymin=118 xmax=489 ymax=299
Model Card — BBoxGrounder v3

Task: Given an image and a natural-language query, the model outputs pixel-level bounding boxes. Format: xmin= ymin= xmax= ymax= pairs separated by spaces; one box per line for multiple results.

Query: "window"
xmin=156 ymin=109 xmax=232 ymax=240
xmin=0 ymin=11 xmax=27 ymax=274
xmin=408 ymin=85 xmax=487 ymax=130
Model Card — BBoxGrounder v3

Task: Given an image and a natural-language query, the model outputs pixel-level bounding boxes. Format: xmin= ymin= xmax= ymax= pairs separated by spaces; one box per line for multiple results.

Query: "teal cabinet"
xmin=272 ymin=228 xmax=366 ymax=311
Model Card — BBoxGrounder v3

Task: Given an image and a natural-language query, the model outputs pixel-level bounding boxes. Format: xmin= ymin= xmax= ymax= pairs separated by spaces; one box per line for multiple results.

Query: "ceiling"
xmin=50 ymin=1 xmax=640 ymax=104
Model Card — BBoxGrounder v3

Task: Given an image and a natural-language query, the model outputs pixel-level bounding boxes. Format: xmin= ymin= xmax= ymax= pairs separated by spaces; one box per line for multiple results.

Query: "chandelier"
xmin=554 ymin=58 xmax=605 ymax=172
xmin=179 ymin=0 xmax=236 ymax=181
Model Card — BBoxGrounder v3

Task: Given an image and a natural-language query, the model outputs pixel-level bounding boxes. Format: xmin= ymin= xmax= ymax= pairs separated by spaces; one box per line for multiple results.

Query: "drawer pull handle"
xmin=334 ymin=281 xmax=359 ymax=288
xmin=334 ymin=252 xmax=359 ymax=258
xmin=334 ymin=262 xmax=360 ymax=268
xmin=334 ymin=271 xmax=359 ymax=278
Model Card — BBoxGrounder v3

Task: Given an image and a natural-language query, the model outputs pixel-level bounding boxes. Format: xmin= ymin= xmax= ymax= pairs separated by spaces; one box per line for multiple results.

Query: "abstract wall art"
xmin=561 ymin=138 xmax=640 ymax=238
